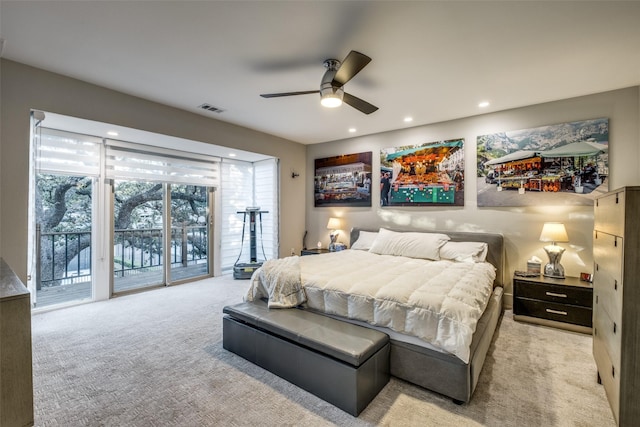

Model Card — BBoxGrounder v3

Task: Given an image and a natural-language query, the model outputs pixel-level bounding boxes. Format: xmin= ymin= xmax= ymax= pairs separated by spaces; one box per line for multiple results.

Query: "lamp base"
xmin=543 ymin=268 xmax=565 ymax=279
xmin=329 ymin=232 xmax=338 ymax=252
xmin=543 ymin=244 xmax=566 ymax=279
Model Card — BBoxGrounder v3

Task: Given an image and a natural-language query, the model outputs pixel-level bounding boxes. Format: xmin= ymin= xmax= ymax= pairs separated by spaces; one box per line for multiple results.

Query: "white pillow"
xmin=350 ymin=231 xmax=379 ymax=250
xmin=440 ymin=241 xmax=488 ymax=263
xmin=368 ymin=228 xmax=450 ymax=260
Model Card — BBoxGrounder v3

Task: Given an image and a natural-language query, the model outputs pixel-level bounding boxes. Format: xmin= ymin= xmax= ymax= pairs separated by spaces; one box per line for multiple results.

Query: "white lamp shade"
xmin=539 ymin=222 xmax=569 ymax=243
xmin=327 ymin=217 xmax=342 ymax=230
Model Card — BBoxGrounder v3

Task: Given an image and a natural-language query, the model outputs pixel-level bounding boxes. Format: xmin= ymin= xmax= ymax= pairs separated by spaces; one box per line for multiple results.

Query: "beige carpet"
xmin=31 ymin=275 xmax=615 ymax=426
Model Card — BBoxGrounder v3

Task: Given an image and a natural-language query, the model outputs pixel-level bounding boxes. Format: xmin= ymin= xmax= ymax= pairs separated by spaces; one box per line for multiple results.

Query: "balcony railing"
xmin=36 ymin=225 xmax=208 ymax=289
xmin=36 ymin=228 xmax=92 ymax=289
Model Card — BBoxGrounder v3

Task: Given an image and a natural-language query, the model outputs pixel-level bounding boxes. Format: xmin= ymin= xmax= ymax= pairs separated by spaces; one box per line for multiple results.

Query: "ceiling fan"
xmin=260 ymin=50 xmax=378 ymax=115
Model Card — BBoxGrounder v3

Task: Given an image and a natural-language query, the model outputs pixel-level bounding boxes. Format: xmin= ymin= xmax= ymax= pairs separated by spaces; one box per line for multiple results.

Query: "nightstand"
xmin=300 ymin=248 xmax=330 ymax=256
xmin=513 ymin=274 xmax=592 ymax=334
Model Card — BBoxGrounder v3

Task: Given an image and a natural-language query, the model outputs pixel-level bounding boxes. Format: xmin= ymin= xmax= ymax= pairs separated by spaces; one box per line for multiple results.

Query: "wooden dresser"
xmin=593 ymin=186 xmax=640 ymax=426
xmin=0 ymin=258 xmax=34 ymax=427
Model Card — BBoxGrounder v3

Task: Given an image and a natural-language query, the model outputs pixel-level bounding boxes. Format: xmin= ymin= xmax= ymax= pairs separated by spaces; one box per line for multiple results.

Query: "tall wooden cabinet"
xmin=0 ymin=259 xmax=34 ymax=427
xmin=593 ymin=186 xmax=640 ymax=426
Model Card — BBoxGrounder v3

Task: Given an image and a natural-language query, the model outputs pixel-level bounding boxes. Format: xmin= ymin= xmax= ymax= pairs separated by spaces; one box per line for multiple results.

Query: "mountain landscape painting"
xmin=477 ymin=118 xmax=609 ymax=207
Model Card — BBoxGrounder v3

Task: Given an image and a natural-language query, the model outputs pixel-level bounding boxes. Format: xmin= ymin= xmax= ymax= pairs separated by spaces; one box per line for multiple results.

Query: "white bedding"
xmin=246 ymin=249 xmax=496 ymax=363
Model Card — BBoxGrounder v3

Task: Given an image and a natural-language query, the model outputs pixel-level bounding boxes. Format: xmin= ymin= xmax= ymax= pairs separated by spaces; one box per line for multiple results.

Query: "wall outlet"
xmin=290 ymin=248 xmax=295 ymax=256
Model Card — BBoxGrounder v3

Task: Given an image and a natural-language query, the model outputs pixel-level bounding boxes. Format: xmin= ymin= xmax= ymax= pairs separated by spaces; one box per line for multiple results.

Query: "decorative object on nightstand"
xmin=526 ymin=256 xmax=542 ymax=275
xmin=539 ymin=222 xmax=569 ymax=279
xmin=327 ymin=217 xmax=342 ymax=251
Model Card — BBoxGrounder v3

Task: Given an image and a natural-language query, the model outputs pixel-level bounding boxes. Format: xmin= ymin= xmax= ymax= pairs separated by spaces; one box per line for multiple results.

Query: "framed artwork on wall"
xmin=476 ymin=118 xmax=609 ymax=207
xmin=314 ymin=152 xmax=372 ymax=207
xmin=380 ymin=139 xmax=464 ymax=207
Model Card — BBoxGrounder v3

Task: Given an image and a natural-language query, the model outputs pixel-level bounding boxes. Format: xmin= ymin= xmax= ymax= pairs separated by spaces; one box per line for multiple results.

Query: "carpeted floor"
xmin=31 ymin=275 xmax=615 ymax=426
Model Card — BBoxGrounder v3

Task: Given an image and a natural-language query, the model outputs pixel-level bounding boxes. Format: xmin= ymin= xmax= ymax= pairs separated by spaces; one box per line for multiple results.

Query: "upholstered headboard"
xmin=350 ymin=227 xmax=505 ymax=288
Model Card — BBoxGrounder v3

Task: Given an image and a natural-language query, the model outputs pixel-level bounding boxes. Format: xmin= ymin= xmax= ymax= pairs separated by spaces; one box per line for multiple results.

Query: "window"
xmin=220 ymin=158 xmax=279 ymax=271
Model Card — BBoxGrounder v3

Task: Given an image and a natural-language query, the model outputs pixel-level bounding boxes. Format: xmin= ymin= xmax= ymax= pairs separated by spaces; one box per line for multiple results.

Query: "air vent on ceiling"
xmin=198 ymin=103 xmax=225 ymax=114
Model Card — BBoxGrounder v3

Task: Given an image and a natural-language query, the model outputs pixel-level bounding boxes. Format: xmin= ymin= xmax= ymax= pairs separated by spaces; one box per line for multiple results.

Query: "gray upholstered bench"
xmin=222 ymin=300 xmax=390 ymax=416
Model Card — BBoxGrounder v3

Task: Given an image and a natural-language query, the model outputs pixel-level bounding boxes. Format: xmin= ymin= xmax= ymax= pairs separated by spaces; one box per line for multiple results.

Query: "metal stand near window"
xmin=233 ymin=207 xmax=268 ymax=279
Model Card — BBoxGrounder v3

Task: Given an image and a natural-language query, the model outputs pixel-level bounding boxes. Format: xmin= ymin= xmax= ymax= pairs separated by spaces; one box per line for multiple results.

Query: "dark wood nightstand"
xmin=300 ymin=248 xmax=330 ymax=256
xmin=513 ymin=274 xmax=593 ymax=333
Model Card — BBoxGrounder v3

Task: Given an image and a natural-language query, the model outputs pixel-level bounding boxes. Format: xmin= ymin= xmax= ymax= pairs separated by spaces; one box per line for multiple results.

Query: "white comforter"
xmin=246 ymin=250 xmax=496 ymax=363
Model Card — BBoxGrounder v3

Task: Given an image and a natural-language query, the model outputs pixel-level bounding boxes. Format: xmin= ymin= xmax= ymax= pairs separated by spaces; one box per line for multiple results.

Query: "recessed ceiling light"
xmin=348 ymin=128 xmax=357 ymax=133
xmin=403 ymin=117 xmax=413 ymax=123
xmin=107 ymin=130 xmax=119 ymax=136
xmin=229 ymin=153 xmax=237 ymax=157
xmin=478 ymin=101 xmax=490 ymax=108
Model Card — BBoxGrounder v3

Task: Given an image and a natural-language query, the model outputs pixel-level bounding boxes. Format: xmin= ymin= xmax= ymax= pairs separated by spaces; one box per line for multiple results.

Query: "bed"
xmin=244 ymin=227 xmax=504 ymax=403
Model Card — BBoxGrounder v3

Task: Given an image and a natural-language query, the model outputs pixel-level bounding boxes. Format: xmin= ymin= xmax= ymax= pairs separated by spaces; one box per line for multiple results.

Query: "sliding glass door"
xmin=112 ymin=181 xmax=213 ymax=293
xmin=33 ymin=174 xmax=94 ymax=307
xmin=113 ymin=180 xmax=165 ymax=292
xmin=28 ymin=125 xmax=102 ymax=309
xmin=169 ymin=185 xmax=212 ymax=282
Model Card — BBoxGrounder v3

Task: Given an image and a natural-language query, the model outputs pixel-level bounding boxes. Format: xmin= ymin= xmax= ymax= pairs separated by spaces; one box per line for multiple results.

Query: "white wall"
xmin=306 ymin=87 xmax=640 ymax=306
xmin=0 ymin=54 xmax=2 ymax=260
xmin=0 ymin=59 xmax=307 ymax=283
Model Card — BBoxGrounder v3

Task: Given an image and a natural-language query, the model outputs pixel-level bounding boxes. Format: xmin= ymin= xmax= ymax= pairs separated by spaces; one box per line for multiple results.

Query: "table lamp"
xmin=539 ymin=222 xmax=569 ymax=279
xmin=327 ymin=217 xmax=342 ymax=251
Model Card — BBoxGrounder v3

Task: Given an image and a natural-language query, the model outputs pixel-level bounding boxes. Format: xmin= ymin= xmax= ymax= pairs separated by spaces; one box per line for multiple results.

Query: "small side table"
xmin=300 ymin=248 xmax=330 ymax=256
xmin=513 ymin=274 xmax=592 ymax=334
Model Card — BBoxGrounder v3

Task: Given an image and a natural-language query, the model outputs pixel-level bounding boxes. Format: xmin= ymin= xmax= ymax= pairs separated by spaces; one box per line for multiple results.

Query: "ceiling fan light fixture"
xmin=261 ymin=51 xmax=377 ymax=114
xmin=320 ymin=84 xmax=344 ymax=108
xmin=321 ymin=93 xmax=343 ymax=108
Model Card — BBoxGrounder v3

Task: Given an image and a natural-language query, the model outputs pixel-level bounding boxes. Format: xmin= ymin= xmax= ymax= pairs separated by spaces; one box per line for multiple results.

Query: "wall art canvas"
xmin=314 ymin=151 xmax=372 ymax=207
xmin=380 ymin=139 xmax=464 ymax=207
xmin=477 ymin=118 xmax=609 ymax=207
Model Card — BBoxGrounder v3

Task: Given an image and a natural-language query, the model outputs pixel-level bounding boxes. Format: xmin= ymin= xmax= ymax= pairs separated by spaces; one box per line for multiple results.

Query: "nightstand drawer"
xmin=514 ymin=280 xmax=592 ymax=307
xmin=514 ymin=297 xmax=592 ymax=327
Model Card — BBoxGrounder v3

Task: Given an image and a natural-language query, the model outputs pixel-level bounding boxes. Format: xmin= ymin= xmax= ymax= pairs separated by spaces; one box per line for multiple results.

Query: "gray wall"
xmin=0 ymin=59 xmax=307 ymax=282
xmin=306 ymin=87 xmax=640 ymax=306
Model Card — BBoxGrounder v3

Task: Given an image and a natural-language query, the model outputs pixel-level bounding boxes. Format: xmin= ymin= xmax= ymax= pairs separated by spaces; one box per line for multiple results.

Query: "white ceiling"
xmin=2 ymin=1 xmax=640 ymax=147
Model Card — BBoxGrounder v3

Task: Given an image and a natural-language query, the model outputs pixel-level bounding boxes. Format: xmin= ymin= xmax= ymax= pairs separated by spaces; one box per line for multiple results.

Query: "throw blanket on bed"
xmin=245 ymin=256 xmax=306 ymax=308
xmin=246 ymin=250 xmax=496 ymax=363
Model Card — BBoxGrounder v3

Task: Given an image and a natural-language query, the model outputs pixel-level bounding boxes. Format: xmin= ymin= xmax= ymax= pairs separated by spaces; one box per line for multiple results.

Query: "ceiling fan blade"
xmin=260 ymin=90 xmax=318 ymax=98
xmin=332 ymin=50 xmax=372 ymax=87
xmin=343 ymin=92 xmax=378 ymax=115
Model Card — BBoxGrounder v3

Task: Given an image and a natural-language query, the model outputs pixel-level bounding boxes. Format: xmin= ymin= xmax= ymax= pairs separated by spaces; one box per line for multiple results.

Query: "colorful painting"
xmin=477 ymin=118 xmax=609 ymax=207
xmin=314 ymin=152 xmax=372 ymax=207
xmin=380 ymin=139 xmax=464 ymax=207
